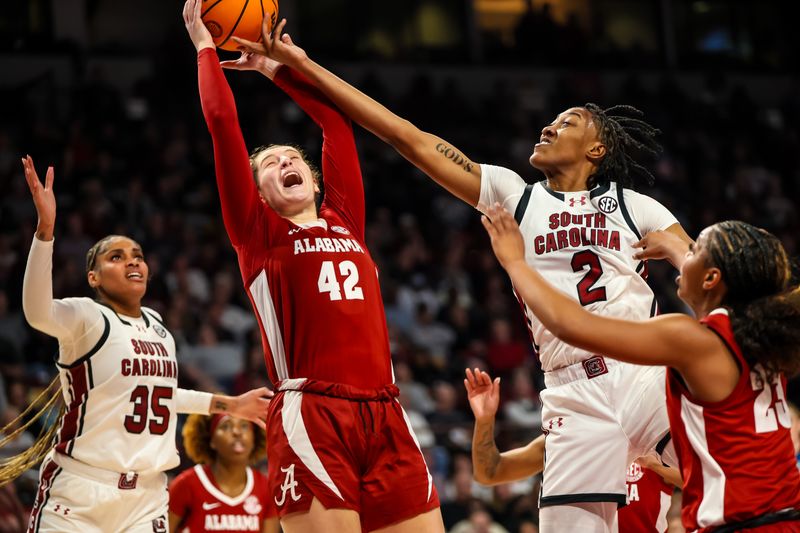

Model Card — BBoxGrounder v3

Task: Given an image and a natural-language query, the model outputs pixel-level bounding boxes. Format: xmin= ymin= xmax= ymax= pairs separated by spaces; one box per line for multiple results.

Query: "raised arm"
xmin=233 ymin=20 xmax=483 ymax=207
xmin=21 ymin=156 xmax=96 ymax=342
xmin=465 ymin=369 xmax=545 ymax=485
xmin=184 ymin=0 xmax=264 ymax=247
xmin=272 ymin=67 xmax=366 ymax=236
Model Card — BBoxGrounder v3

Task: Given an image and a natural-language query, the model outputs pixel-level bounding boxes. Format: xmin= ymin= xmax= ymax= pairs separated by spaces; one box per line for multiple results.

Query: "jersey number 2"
xmin=751 ymin=370 xmax=790 ymax=433
xmin=318 ymin=260 xmax=364 ymax=301
xmin=571 ymin=250 xmax=607 ymax=306
xmin=125 ymin=385 xmax=172 ymax=435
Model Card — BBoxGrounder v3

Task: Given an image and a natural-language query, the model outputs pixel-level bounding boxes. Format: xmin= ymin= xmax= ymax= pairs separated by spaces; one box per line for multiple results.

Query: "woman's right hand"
xmin=182 ymin=0 xmax=215 ymax=52
xmin=231 ymin=18 xmax=308 ymax=70
xmin=464 ymin=368 xmax=501 ymax=422
xmin=21 ymin=155 xmax=55 ymax=241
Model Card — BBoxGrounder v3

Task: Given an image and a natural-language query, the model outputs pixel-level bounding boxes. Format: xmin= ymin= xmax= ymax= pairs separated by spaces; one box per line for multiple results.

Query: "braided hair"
xmin=583 ymin=104 xmax=662 ymax=189
xmin=705 ymin=221 xmax=800 ymax=380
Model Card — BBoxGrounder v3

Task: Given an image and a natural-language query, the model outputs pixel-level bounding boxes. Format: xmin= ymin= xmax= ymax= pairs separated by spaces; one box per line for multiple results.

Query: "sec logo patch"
xmin=598 ymin=197 xmax=618 ymax=214
xmin=626 ymin=462 xmax=644 ymax=483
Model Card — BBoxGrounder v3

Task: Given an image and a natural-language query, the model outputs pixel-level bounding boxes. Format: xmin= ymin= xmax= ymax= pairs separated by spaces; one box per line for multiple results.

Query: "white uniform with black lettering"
xmin=479 ymin=164 xmax=677 ymax=507
xmin=22 ymin=237 xmax=202 ymax=533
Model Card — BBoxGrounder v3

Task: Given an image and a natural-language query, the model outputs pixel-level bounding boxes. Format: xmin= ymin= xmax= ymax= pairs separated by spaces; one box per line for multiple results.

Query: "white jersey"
xmin=23 ymin=238 xmax=181 ymax=474
xmin=479 ymin=164 xmax=678 ymax=371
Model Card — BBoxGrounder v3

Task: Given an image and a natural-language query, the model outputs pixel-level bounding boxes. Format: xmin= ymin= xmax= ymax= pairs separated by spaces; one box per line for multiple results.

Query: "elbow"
xmin=385 ymin=119 xmax=421 ymax=153
xmin=472 ymin=471 xmax=497 ymax=486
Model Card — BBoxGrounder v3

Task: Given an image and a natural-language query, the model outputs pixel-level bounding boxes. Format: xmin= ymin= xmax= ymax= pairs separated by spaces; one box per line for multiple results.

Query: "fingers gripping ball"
xmin=201 ymin=0 xmax=278 ymax=51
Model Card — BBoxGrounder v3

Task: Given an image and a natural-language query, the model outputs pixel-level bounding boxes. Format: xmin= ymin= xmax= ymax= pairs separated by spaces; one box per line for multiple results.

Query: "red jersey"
xmin=169 ymin=465 xmax=276 ymax=532
xmin=618 ymin=464 xmax=672 ymax=533
xmin=198 ymin=49 xmax=392 ymax=391
xmin=666 ymin=309 xmax=800 ymax=531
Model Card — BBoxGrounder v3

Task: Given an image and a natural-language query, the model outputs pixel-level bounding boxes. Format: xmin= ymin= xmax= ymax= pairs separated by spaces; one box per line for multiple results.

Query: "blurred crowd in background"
xmin=1 ymin=1 xmax=799 ymax=531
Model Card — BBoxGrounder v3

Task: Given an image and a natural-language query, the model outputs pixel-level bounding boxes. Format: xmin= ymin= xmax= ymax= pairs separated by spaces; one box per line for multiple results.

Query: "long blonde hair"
xmin=0 ymin=377 xmax=64 ymax=487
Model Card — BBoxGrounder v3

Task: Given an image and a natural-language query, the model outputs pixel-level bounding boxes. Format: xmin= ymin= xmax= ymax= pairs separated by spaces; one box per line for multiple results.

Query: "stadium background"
xmin=0 ymin=0 xmax=798 ymax=531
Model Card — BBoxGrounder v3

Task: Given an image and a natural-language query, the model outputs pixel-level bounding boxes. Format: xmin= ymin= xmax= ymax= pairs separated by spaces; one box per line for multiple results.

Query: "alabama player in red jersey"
xmin=12 ymin=156 xmax=271 ymax=533
xmin=465 ymin=369 xmax=677 ymax=532
xmin=169 ymin=413 xmax=278 ymax=533
xmin=182 ymin=2 xmax=443 ymax=532
xmin=481 ymin=205 xmax=800 ymax=532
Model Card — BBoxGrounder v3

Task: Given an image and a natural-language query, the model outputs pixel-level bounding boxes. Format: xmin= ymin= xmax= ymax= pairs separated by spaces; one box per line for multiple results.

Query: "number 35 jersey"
xmin=478 ymin=164 xmax=678 ymax=372
xmin=54 ymin=299 xmax=179 ymax=474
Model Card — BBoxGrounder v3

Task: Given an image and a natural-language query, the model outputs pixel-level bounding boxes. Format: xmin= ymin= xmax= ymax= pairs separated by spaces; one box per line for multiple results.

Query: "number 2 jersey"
xmin=22 ymin=238 xmax=180 ymax=474
xmin=478 ymin=164 xmax=678 ymax=371
xmin=666 ymin=309 xmax=800 ymax=531
xmin=198 ymin=49 xmax=392 ymax=390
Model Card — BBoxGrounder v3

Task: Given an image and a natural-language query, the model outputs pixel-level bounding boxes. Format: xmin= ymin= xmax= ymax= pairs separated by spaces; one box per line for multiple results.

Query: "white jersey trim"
xmin=680 ymin=396 xmax=726 ymax=527
xmin=194 ymin=464 xmax=254 ymax=507
xmin=249 ymin=270 xmax=289 ymax=380
xmin=281 ymin=391 xmax=344 ymax=500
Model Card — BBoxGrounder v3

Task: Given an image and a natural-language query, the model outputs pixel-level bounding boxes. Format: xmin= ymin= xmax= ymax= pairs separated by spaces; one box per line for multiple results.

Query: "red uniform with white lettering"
xmin=197 ymin=49 xmax=438 ymax=531
xmin=666 ymin=309 xmax=800 ymax=532
xmin=618 ymin=464 xmax=672 ymax=533
xmin=169 ymin=465 xmax=275 ymax=532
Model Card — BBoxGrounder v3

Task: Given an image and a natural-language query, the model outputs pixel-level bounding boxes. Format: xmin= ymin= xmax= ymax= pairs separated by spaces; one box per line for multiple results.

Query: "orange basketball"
xmin=201 ymin=0 xmax=279 ymax=51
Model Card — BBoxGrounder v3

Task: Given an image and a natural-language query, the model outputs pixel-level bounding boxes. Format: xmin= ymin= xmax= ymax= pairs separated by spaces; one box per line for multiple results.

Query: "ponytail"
xmin=0 ymin=377 xmax=64 ymax=487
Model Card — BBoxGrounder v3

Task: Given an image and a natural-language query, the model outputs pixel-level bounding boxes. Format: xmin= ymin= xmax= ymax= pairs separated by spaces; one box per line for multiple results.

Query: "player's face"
xmin=530 ymin=107 xmax=603 ymax=172
xmin=87 ymin=237 xmax=148 ymax=303
xmin=253 ymin=146 xmax=319 ymax=217
xmin=676 ymin=229 xmax=713 ymax=306
xmin=211 ymin=417 xmax=255 ymax=463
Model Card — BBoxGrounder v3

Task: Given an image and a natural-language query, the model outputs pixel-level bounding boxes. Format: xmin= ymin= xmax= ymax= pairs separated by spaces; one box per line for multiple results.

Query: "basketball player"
xmin=183 ymin=1 xmax=443 ymax=532
xmin=17 ymin=155 xmax=273 ymax=533
xmin=232 ymin=20 xmax=691 ymax=532
xmin=169 ymin=414 xmax=279 ymax=533
xmin=465 ymin=368 xmax=676 ymax=533
xmin=482 ymin=204 xmax=800 ymax=531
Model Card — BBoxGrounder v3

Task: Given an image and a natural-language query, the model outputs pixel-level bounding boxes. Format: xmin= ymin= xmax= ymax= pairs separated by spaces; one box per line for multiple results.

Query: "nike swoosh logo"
xmin=202 ymin=502 xmax=222 ymax=510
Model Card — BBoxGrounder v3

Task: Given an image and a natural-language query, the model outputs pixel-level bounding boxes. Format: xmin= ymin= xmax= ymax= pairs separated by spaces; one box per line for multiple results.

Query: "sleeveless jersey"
xmin=169 ymin=465 xmax=276 ymax=532
xmin=479 ymin=164 xmax=678 ymax=371
xmin=619 ymin=464 xmax=672 ymax=533
xmin=199 ymin=50 xmax=392 ymax=390
xmin=55 ymin=300 xmax=179 ymax=474
xmin=666 ymin=309 xmax=800 ymax=531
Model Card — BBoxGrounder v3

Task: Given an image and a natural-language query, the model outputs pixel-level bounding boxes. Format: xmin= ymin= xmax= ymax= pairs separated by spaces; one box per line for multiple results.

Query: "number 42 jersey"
xmin=478 ymin=164 xmax=678 ymax=372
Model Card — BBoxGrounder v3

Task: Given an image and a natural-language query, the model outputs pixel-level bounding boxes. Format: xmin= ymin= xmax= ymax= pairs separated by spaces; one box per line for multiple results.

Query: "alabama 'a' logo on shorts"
xmin=275 ymin=464 xmax=302 ymax=506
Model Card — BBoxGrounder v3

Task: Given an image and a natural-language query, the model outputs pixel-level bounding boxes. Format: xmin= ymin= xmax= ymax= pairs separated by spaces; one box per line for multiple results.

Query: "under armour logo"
xmin=548 ymin=417 xmax=563 ymax=429
xmin=274 ymin=464 xmax=302 ymax=506
xmin=569 ymin=196 xmax=587 ymax=207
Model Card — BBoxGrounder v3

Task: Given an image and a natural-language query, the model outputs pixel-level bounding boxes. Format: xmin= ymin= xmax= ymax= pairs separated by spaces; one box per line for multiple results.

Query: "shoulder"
xmin=480 ymin=164 xmax=526 ymax=186
xmin=142 ymin=306 xmax=165 ymax=324
xmin=169 ymin=466 xmax=199 ymax=490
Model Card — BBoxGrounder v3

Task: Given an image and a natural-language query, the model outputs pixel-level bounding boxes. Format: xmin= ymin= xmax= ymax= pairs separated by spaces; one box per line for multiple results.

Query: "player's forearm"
xmin=198 ymin=48 xmax=240 ymax=129
xmin=23 ymin=237 xmax=65 ymax=337
xmin=175 ymin=388 xmax=213 ymax=414
xmin=290 ymin=56 xmax=415 ymax=147
xmin=273 ymin=67 xmax=352 ymax=136
xmin=472 ymin=417 xmax=503 ymax=484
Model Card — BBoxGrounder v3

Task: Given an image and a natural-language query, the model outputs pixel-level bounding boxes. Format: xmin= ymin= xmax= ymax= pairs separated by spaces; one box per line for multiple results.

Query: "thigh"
xmin=267 ymin=392 xmax=362 ymax=519
xmin=539 ymin=502 xmax=618 ymax=533
xmin=29 ymin=462 xmax=106 ymax=533
xmin=360 ymin=401 xmax=441 ymax=532
xmin=371 ymin=509 xmax=445 ymax=533
xmin=122 ymin=484 xmax=169 ymax=533
xmin=540 ymin=380 xmax=628 ymax=506
xmin=280 ymin=496 xmax=361 ymax=533
xmin=615 ymin=364 xmax=671 ymax=461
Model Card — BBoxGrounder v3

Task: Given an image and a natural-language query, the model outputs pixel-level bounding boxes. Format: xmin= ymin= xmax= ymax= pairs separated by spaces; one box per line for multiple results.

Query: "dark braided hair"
xmin=583 ymin=104 xmax=662 ymax=189
xmin=705 ymin=220 xmax=800 ymax=380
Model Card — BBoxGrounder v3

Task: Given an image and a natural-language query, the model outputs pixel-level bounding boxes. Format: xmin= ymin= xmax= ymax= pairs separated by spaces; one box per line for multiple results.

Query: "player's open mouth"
xmin=535 ymin=137 xmax=552 ymax=148
xmin=126 ymin=272 xmax=143 ymax=280
xmin=282 ymin=171 xmax=303 ymax=188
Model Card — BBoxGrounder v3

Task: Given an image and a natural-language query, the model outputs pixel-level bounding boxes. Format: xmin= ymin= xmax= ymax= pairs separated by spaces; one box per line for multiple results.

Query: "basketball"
xmin=201 ymin=0 xmax=279 ymax=51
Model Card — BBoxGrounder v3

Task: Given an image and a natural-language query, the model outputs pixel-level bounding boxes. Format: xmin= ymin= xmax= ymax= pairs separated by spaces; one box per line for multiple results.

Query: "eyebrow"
xmin=104 ymin=247 xmax=143 ymax=256
xmin=550 ymin=111 xmax=583 ymax=125
xmin=261 ymin=150 xmax=302 ymax=166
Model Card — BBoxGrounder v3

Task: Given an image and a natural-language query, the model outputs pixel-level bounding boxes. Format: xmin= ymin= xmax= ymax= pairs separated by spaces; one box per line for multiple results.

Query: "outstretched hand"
xmin=632 ymin=230 xmax=690 ymax=268
xmin=227 ymin=387 xmax=274 ymax=430
xmin=220 ymin=51 xmax=282 ymax=80
xmin=481 ymin=203 xmax=526 ymax=269
xmin=464 ymin=368 xmax=501 ymax=422
xmin=231 ymin=18 xmax=308 ymax=69
xmin=182 ymin=0 xmax=215 ymax=52
xmin=21 ymin=155 xmax=56 ymax=240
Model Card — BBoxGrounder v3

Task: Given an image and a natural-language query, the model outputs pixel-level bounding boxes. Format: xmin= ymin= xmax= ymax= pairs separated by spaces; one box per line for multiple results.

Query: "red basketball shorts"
xmin=266 ymin=379 xmax=439 ymax=531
